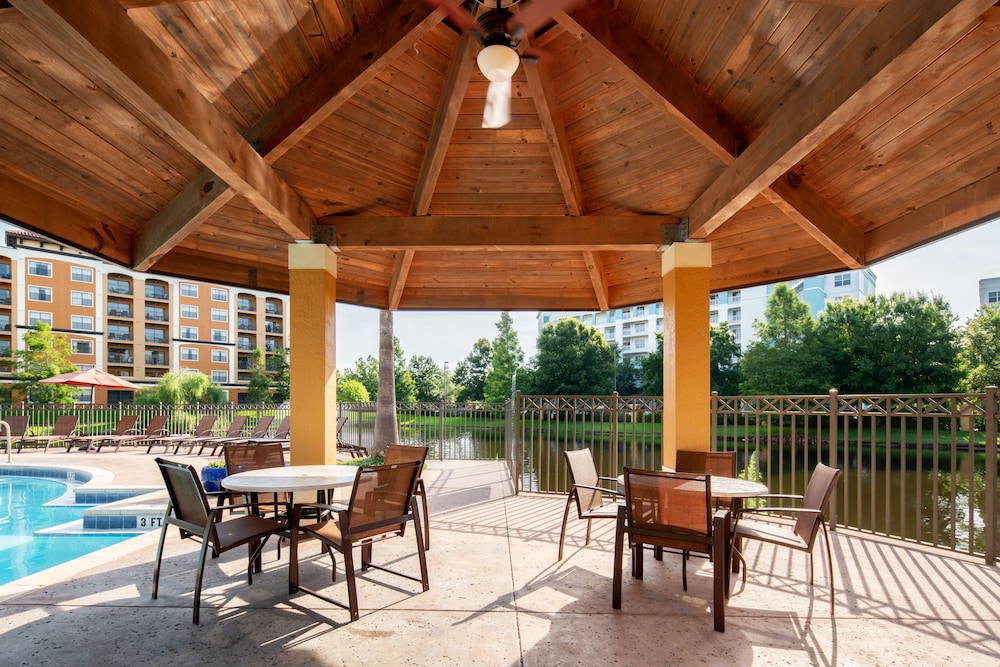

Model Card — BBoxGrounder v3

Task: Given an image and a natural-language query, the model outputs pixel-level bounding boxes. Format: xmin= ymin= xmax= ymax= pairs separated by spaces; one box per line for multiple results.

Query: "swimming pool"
xmin=0 ymin=475 xmax=133 ymax=586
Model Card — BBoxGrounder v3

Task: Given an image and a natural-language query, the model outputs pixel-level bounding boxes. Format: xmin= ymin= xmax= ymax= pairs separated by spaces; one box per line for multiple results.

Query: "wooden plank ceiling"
xmin=0 ymin=0 xmax=998 ymax=311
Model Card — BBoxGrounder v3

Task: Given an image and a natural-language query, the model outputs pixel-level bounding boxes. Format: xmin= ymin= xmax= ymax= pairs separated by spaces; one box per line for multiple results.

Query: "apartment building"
xmin=537 ymin=269 xmax=877 ymax=363
xmin=979 ymin=277 xmax=1000 ymax=308
xmin=0 ymin=225 xmax=288 ymax=403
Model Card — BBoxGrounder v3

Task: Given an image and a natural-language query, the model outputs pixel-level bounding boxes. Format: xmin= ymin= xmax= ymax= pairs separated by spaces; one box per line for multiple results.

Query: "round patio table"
xmin=222 ymin=464 xmax=359 ymax=494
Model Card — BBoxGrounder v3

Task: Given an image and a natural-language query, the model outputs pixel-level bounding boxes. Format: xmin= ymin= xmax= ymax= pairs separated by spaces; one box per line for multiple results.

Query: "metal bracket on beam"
xmin=660 ymin=219 xmax=688 ymax=247
xmin=312 ymin=224 xmax=337 ymax=247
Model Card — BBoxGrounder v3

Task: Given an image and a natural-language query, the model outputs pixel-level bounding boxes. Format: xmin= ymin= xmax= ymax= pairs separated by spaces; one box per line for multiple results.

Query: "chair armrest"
xmin=597 ymin=476 xmax=620 ymax=485
xmin=572 ymin=483 xmax=624 ymax=498
xmin=750 ymin=493 xmax=804 ymax=501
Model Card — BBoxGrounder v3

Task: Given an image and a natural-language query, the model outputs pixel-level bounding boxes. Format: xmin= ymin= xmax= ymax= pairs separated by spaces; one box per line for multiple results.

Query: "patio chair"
xmin=384 ymin=444 xmax=430 ymax=549
xmin=216 ymin=415 xmax=274 ymax=447
xmin=248 ymin=415 xmax=289 ymax=445
xmin=613 ymin=468 xmax=730 ymax=633
xmin=104 ymin=415 xmax=167 ymax=452
xmin=675 ymin=450 xmax=737 ymax=478
xmin=67 ymin=414 xmax=139 ymax=452
xmin=732 ymin=462 xmax=842 ymax=616
xmin=190 ymin=415 xmax=248 ymax=456
xmin=147 ymin=415 xmax=217 ymax=454
xmin=18 ymin=415 xmax=79 ymax=452
xmin=0 ymin=415 xmax=30 ymax=451
xmin=220 ymin=442 xmax=288 ymax=517
xmin=152 ymin=458 xmax=288 ymax=624
xmin=336 ymin=416 xmax=368 ymax=458
xmin=558 ymin=448 xmax=624 ymax=560
xmin=288 ymin=460 xmax=429 ymax=623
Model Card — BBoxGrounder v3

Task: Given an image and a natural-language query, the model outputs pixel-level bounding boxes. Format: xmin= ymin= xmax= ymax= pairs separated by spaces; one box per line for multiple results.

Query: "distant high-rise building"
xmin=537 ymin=269 xmax=877 ymax=363
xmin=0 ymin=224 xmax=288 ymax=403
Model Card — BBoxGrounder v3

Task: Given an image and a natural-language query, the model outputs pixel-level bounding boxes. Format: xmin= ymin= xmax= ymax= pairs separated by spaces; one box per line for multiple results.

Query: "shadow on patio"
xmin=1 ymin=459 xmax=998 ymax=666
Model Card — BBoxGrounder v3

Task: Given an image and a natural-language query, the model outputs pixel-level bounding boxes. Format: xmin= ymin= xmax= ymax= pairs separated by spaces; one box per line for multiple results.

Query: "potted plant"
xmin=200 ymin=459 xmax=227 ymax=492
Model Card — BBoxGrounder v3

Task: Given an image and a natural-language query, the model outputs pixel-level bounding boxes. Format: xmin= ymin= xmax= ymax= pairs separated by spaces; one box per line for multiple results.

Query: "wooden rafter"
xmin=133 ymin=0 xmax=442 ymax=270
xmin=13 ymin=0 xmax=316 ymax=242
xmin=562 ymin=1 xmax=865 ymax=267
xmin=389 ymin=250 xmax=416 ymax=310
xmin=582 ymin=250 xmax=610 ymax=311
xmin=322 ymin=216 xmax=677 ymax=251
xmin=684 ymin=0 xmax=996 ymax=240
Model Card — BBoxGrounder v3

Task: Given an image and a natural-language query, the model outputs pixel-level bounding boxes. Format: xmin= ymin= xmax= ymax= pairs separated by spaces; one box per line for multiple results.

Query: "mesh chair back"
xmin=110 ymin=414 xmax=140 ymax=435
xmin=676 ymin=450 xmax=736 ymax=477
xmin=50 ymin=415 xmax=79 ymax=435
xmin=623 ymin=468 xmax=713 ymax=552
xmin=794 ymin=463 xmax=842 ymax=544
xmin=189 ymin=415 xmax=217 ymax=436
xmin=142 ymin=415 xmax=168 ymax=435
xmin=247 ymin=415 xmax=274 ymax=438
xmin=218 ymin=415 xmax=247 ymax=437
xmin=564 ymin=448 xmax=604 ymax=513
xmin=156 ymin=459 xmax=212 ymax=534
xmin=384 ymin=444 xmax=429 ymax=466
xmin=1 ymin=415 xmax=30 ymax=438
xmin=223 ymin=442 xmax=286 ymax=474
xmin=347 ymin=461 xmax=421 ymax=541
xmin=269 ymin=416 xmax=290 ymax=439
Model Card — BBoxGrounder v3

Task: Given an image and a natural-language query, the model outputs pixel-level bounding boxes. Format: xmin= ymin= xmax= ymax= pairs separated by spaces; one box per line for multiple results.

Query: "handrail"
xmin=2 ymin=420 xmax=11 ymax=463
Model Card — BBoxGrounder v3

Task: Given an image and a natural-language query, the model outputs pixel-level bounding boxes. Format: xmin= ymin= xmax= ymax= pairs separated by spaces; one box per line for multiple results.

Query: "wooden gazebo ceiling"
xmin=1 ymin=0 xmax=999 ymax=311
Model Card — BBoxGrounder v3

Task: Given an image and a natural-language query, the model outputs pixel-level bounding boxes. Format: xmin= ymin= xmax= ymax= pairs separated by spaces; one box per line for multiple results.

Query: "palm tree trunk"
xmin=373 ymin=309 xmax=399 ymax=457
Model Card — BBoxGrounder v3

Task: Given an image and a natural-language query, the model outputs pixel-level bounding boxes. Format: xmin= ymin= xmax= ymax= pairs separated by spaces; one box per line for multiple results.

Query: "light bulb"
xmin=477 ymin=44 xmax=520 ymax=82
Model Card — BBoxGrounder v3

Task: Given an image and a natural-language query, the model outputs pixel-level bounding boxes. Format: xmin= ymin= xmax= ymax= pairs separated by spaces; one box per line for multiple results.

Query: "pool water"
xmin=0 ymin=476 xmax=132 ymax=586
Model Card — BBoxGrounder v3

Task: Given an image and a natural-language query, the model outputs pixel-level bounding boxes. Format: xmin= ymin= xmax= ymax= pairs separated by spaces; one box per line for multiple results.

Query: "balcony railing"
xmin=145 ymin=287 xmax=169 ymax=299
xmin=237 ymin=319 xmax=254 ymax=331
xmin=145 ymin=354 xmax=168 ymax=365
xmin=107 ymin=331 xmax=132 ymax=341
xmin=108 ymin=283 xmax=132 ymax=295
xmin=237 ymin=299 xmax=255 ymax=311
xmin=107 ymin=352 xmax=134 ymax=363
xmin=145 ymin=335 xmax=167 ymax=344
xmin=107 ymin=307 xmax=132 ymax=318
xmin=265 ymin=304 xmax=282 ymax=315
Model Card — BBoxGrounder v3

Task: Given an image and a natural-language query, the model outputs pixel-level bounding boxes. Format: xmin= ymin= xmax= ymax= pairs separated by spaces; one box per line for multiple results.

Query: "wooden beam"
xmin=582 ymin=250 xmax=609 ymax=311
xmin=562 ymin=1 xmax=865 ymax=266
xmin=412 ymin=32 xmax=476 ymax=216
xmin=388 ymin=250 xmax=416 ymax=310
xmin=117 ymin=0 xmax=204 ymax=8
xmin=784 ymin=0 xmax=887 ymax=8
xmin=321 ymin=215 xmax=678 ymax=250
xmin=0 ymin=171 xmax=131 ymax=266
xmin=867 ymin=169 xmax=1000 ymax=261
xmin=14 ymin=0 xmax=315 ymax=240
xmin=133 ymin=0 xmax=441 ymax=269
xmin=523 ymin=35 xmax=584 ymax=216
xmin=685 ymin=0 xmax=996 ymax=239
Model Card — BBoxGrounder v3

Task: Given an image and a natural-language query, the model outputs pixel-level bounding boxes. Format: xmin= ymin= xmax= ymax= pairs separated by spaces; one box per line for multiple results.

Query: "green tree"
xmin=957 ymin=305 xmax=1000 ymax=392
xmin=337 ymin=377 xmax=370 ymax=401
xmin=530 ymin=318 xmax=615 ymax=394
xmin=614 ymin=348 xmax=641 ymax=395
xmin=740 ymin=284 xmax=830 ymax=394
xmin=817 ymin=292 xmax=960 ymax=393
xmin=710 ymin=323 xmax=742 ymax=395
xmin=394 ymin=337 xmax=417 ymax=402
xmin=454 ymin=338 xmax=491 ymax=401
xmin=246 ymin=348 xmax=272 ymax=403
xmin=271 ymin=347 xmax=290 ymax=403
xmin=409 ymin=355 xmax=443 ymax=401
xmin=341 ymin=355 xmax=378 ymax=399
xmin=639 ymin=332 xmax=663 ymax=396
xmin=10 ymin=323 xmax=77 ymax=403
xmin=134 ymin=370 xmax=228 ymax=404
xmin=484 ymin=312 xmax=523 ymax=401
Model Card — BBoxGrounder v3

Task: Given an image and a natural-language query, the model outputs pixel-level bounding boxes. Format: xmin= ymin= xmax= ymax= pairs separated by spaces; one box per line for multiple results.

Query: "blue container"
xmin=200 ymin=466 xmax=227 ymax=493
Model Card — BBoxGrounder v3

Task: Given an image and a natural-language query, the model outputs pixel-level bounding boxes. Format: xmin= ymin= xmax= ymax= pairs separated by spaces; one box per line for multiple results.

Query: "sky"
xmin=336 ymin=217 xmax=1000 ymax=370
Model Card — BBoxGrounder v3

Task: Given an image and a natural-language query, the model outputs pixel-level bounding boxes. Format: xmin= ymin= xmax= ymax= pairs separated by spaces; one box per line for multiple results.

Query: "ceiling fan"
xmin=427 ymin=0 xmax=585 ymax=128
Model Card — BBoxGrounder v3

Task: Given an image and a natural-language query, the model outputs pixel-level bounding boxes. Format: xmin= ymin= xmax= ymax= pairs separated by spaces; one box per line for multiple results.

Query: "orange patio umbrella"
xmin=40 ymin=367 xmax=138 ymax=403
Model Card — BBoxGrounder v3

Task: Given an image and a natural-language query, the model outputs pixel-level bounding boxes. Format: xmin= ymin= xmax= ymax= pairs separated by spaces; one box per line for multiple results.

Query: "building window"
xmin=833 ymin=273 xmax=851 ymax=287
xmin=145 ymin=305 xmax=167 ymax=321
xmin=108 ymin=278 xmax=131 ymax=295
xmin=71 ymin=340 xmax=93 ymax=355
xmin=634 ymin=339 xmax=646 ymax=350
xmin=71 ymin=291 xmax=94 ymax=307
xmin=211 ymin=370 xmax=228 ymax=383
xmin=710 ymin=312 xmax=719 ymax=325
xmin=636 ymin=305 xmax=645 ymax=316
xmin=211 ymin=349 xmax=228 ymax=363
xmin=729 ymin=308 xmax=741 ymax=323
xmin=709 ymin=294 xmax=719 ymax=306
xmin=211 ymin=329 xmax=228 ymax=343
xmin=989 ymin=291 xmax=1000 ymax=304
xmin=28 ymin=260 xmax=52 ymax=277
xmin=70 ymin=266 xmax=93 ymax=283
xmin=211 ymin=308 xmax=228 ymax=322
xmin=180 ymin=326 xmax=198 ymax=340
xmin=28 ymin=286 xmax=52 ymax=302
xmin=635 ymin=323 xmax=646 ymax=334
xmin=71 ymin=315 xmax=94 ymax=331
xmin=181 ymin=305 xmax=198 ymax=319
xmin=180 ymin=283 xmax=198 ymax=297
xmin=108 ymin=324 xmax=131 ymax=340
xmin=28 ymin=311 xmax=52 ymax=326
xmin=211 ymin=288 xmax=228 ymax=302
xmin=180 ymin=347 xmax=199 ymax=361
xmin=729 ymin=290 xmax=741 ymax=304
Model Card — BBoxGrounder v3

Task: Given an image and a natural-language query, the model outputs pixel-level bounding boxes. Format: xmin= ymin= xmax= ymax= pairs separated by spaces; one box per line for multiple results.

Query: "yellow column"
xmin=287 ymin=243 xmax=338 ymax=465
xmin=661 ymin=242 xmax=712 ymax=470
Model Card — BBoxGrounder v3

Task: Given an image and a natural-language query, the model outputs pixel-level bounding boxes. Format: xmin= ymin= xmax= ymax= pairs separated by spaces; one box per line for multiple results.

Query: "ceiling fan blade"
xmin=508 ymin=0 xmax=587 ymax=39
xmin=423 ymin=0 xmax=481 ymax=35
xmin=482 ymin=79 xmax=512 ymax=129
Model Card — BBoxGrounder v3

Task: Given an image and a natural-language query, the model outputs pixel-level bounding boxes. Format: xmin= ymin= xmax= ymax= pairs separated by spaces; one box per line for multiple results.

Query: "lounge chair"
xmin=0 ymin=415 xmax=30 ymax=451
xmin=188 ymin=415 xmax=248 ymax=456
xmin=147 ymin=415 xmax=217 ymax=454
xmin=214 ymin=415 xmax=274 ymax=448
xmin=247 ymin=415 xmax=289 ymax=445
xmin=336 ymin=416 xmax=368 ymax=458
xmin=288 ymin=460 xmax=428 ymax=623
xmin=67 ymin=414 xmax=139 ymax=452
xmin=152 ymin=458 xmax=288 ymax=624
xmin=18 ymin=415 xmax=79 ymax=452
xmin=105 ymin=415 xmax=169 ymax=452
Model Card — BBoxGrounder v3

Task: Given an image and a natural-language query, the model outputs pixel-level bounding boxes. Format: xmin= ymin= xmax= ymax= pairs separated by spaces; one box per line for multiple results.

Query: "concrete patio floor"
xmin=1 ymin=450 xmax=999 ymax=666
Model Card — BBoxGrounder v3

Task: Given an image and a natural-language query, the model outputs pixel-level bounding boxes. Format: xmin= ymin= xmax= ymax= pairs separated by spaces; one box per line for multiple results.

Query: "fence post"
xmin=828 ymin=388 xmax=839 ymax=531
xmin=710 ymin=391 xmax=718 ymax=452
xmin=986 ymin=386 xmax=997 ymax=566
xmin=439 ymin=400 xmax=446 ymax=460
xmin=611 ymin=392 xmax=620 ymax=472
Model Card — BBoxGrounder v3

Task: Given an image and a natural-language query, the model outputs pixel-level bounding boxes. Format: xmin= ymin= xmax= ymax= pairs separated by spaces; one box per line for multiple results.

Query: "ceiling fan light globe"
xmin=477 ymin=44 xmax=520 ymax=82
